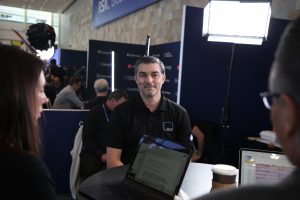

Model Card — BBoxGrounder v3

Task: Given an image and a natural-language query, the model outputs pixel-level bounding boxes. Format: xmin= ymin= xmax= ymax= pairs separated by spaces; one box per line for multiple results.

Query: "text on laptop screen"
xmin=127 ymin=136 xmax=192 ymax=196
xmin=239 ymin=149 xmax=295 ymax=186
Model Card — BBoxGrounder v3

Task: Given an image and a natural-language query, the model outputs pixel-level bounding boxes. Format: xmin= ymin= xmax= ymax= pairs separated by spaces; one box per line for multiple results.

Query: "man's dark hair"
xmin=69 ymin=76 xmax=81 ymax=85
xmin=108 ymin=89 xmax=128 ymax=101
xmin=45 ymin=74 xmax=53 ymax=83
xmin=134 ymin=56 xmax=165 ymax=75
xmin=50 ymin=58 xmax=56 ymax=65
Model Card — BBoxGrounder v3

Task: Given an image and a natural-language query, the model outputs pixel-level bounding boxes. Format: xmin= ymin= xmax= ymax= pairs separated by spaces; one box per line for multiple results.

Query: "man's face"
xmin=269 ymin=67 xmax=284 ymax=143
xmin=109 ymin=97 xmax=127 ymax=111
xmin=115 ymin=97 xmax=127 ymax=109
xmin=135 ymin=63 xmax=165 ymax=99
xmin=269 ymin=65 xmax=296 ymax=163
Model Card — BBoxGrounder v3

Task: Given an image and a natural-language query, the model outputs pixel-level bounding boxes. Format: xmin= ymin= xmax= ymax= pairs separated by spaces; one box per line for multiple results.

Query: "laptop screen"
xmin=126 ymin=135 xmax=193 ymax=196
xmin=239 ymin=148 xmax=295 ymax=186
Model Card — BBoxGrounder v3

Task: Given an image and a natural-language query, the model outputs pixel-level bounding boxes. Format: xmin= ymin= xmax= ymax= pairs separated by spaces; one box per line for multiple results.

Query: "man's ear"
xmin=281 ymin=93 xmax=299 ymax=137
xmin=134 ymin=74 xmax=138 ymax=82
xmin=162 ymin=74 xmax=166 ymax=83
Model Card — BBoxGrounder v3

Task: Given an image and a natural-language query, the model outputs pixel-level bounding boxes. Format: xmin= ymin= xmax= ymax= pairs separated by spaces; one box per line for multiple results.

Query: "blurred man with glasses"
xmin=196 ymin=16 xmax=300 ymax=200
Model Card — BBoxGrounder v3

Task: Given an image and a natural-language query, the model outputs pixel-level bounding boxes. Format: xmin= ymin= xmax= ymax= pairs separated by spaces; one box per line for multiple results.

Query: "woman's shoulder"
xmin=0 ymin=151 xmax=56 ymax=199
xmin=1 ymin=151 xmax=43 ymax=166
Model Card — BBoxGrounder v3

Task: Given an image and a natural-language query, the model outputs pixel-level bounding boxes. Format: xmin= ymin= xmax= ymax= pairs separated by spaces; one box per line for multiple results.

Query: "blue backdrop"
xmin=60 ymin=49 xmax=87 ymax=68
xmin=87 ymin=40 xmax=180 ymax=102
xmin=87 ymin=40 xmax=144 ymax=99
xmin=152 ymin=42 xmax=180 ymax=102
xmin=41 ymin=110 xmax=88 ymax=193
xmin=180 ymin=6 xmax=289 ymax=166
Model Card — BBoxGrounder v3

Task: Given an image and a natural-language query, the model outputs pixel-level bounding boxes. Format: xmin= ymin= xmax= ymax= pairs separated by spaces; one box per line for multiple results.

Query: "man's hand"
xmin=106 ymin=147 xmax=124 ymax=168
xmin=101 ymin=154 xmax=107 ymax=162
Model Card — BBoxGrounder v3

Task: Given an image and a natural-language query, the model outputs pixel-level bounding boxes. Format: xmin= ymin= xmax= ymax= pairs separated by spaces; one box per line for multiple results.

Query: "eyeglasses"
xmin=260 ymin=92 xmax=280 ymax=110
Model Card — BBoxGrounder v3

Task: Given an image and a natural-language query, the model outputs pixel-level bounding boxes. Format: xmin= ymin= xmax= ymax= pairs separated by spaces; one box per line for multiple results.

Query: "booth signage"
xmin=93 ymin=0 xmax=159 ymax=28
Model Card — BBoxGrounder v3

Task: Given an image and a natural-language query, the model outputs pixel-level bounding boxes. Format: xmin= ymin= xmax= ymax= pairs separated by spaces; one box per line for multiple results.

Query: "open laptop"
xmin=238 ymin=148 xmax=295 ymax=186
xmin=80 ymin=135 xmax=193 ymax=200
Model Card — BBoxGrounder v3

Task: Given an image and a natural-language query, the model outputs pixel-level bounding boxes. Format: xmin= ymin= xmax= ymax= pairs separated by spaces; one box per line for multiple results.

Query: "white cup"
xmin=211 ymin=164 xmax=238 ymax=191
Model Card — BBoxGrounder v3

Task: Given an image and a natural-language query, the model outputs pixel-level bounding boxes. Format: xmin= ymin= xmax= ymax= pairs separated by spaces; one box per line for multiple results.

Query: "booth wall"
xmin=87 ymin=40 xmax=180 ymax=102
xmin=41 ymin=110 xmax=88 ymax=193
xmin=180 ymin=6 xmax=289 ymax=166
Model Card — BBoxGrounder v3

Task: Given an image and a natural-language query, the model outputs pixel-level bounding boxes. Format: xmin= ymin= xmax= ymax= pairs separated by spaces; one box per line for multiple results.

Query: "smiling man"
xmin=106 ymin=56 xmax=193 ymax=168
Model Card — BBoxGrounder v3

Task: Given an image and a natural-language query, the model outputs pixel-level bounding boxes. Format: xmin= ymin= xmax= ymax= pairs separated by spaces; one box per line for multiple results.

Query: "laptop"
xmin=238 ymin=148 xmax=295 ymax=186
xmin=81 ymin=135 xmax=193 ymax=200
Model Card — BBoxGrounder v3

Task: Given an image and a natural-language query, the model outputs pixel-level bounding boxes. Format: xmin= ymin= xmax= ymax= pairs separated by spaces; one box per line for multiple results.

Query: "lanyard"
xmin=102 ymin=104 xmax=109 ymax=122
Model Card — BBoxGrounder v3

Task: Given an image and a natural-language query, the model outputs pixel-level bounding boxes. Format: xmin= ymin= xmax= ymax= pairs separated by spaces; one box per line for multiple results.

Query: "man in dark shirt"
xmin=84 ymin=78 xmax=109 ymax=109
xmin=106 ymin=56 xmax=193 ymax=168
xmin=48 ymin=58 xmax=65 ymax=84
xmin=80 ymin=89 xmax=128 ymax=180
xmin=44 ymin=74 xmax=57 ymax=106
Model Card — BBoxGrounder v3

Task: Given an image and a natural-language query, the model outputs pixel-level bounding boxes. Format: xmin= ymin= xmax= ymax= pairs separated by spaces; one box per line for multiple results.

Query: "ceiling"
xmin=0 ymin=0 xmax=76 ymax=13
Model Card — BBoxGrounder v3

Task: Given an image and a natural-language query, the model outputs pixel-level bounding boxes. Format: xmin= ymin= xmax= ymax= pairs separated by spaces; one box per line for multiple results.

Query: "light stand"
xmin=220 ymin=43 xmax=235 ymax=160
xmin=202 ymin=0 xmax=271 ymax=162
xmin=145 ymin=35 xmax=151 ymax=56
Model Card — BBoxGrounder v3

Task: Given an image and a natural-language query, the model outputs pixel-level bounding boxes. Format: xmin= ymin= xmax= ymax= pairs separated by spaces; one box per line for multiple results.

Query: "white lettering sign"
xmin=98 ymin=0 xmax=110 ymax=13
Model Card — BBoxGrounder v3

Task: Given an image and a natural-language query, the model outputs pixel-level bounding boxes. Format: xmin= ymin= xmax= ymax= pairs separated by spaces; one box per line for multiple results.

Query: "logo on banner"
xmin=97 ymin=50 xmax=111 ymax=55
xmin=98 ymin=0 xmax=110 ymax=13
xmin=163 ymin=52 xmax=173 ymax=58
xmin=126 ymin=53 xmax=141 ymax=58
xmin=163 ymin=122 xmax=174 ymax=132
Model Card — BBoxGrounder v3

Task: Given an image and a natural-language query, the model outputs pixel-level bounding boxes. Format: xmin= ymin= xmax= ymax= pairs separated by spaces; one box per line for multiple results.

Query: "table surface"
xmin=78 ymin=162 xmax=215 ymax=200
xmin=179 ymin=163 xmax=213 ymax=199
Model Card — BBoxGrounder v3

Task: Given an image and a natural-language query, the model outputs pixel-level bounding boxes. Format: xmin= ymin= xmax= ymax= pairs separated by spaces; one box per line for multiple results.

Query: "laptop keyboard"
xmin=104 ymin=182 xmax=159 ymax=200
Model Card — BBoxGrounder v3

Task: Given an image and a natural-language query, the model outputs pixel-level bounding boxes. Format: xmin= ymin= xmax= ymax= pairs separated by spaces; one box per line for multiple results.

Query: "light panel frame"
xmin=203 ymin=0 xmax=271 ymax=45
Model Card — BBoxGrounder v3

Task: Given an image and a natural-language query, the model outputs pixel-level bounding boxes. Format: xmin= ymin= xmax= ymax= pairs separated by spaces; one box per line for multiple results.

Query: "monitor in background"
xmin=239 ymin=148 xmax=295 ymax=186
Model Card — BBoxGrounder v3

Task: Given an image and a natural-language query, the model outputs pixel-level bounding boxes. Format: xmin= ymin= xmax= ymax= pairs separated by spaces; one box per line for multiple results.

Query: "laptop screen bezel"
xmin=126 ymin=135 xmax=193 ymax=197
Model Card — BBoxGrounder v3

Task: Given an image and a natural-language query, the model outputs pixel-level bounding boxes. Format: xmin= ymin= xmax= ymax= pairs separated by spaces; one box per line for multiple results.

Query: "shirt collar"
xmin=136 ymin=93 xmax=168 ymax=112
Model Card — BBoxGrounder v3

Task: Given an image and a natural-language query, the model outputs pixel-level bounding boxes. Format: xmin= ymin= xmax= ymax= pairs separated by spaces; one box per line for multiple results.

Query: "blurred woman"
xmin=0 ymin=45 xmax=56 ymax=199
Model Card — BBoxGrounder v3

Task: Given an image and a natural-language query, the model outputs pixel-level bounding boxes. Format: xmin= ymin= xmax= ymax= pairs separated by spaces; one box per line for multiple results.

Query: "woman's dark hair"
xmin=0 ymin=45 xmax=45 ymax=155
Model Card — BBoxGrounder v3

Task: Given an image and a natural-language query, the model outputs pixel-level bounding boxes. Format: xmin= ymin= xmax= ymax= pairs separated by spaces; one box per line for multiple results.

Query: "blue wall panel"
xmin=180 ymin=6 xmax=288 ymax=165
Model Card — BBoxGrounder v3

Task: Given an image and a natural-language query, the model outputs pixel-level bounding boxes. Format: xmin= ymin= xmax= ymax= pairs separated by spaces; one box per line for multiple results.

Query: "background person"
xmin=44 ymin=74 xmax=57 ymax=107
xmin=191 ymin=121 xmax=219 ymax=164
xmin=84 ymin=78 xmax=109 ymax=109
xmin=48 ymin=58 xmax=65 ymax=86
xmin=196 ymin=16 xmax=300 ymax=200
xmin=106 ymin=56 xmax=194 ymax=168
xmin=53 ymin=76 xmax=83 ymax=109
xmin=80 ymin=89 xmax=128 ymax=181
xmin=191 ymin=124 xmax=205 ymax=162
xmin=0 ymin=45 xmax=56 ymax=199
